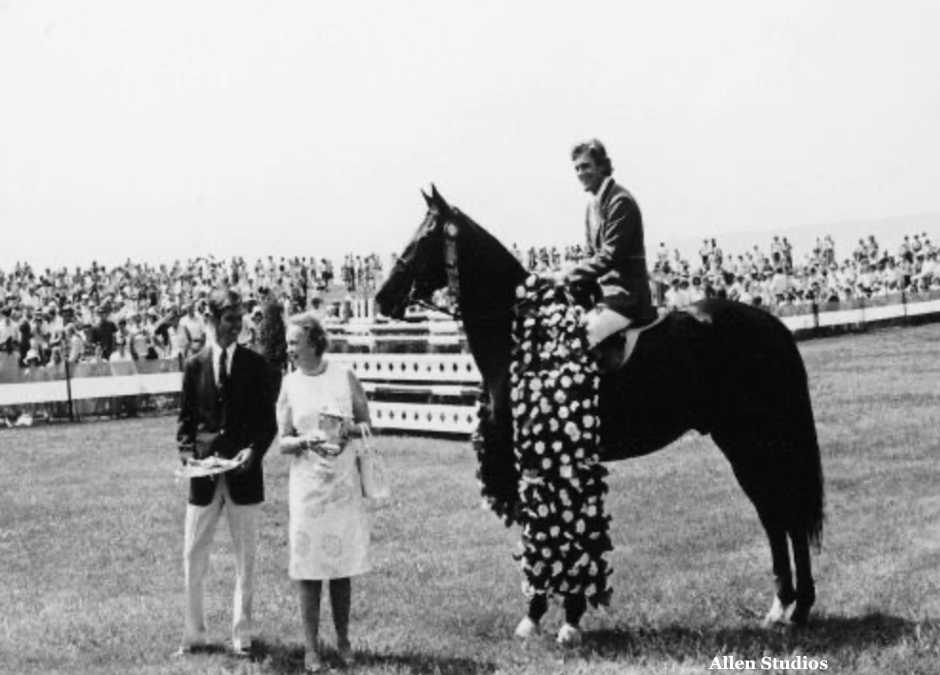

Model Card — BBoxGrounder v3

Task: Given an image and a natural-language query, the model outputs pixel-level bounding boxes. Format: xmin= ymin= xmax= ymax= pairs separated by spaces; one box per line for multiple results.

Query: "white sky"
xmin=2 ymin=1 xmax=939 ymax=270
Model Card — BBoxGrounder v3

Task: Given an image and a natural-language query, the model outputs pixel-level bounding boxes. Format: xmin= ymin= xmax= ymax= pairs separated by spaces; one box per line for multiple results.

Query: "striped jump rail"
xmin=329 ymin=353 xmax=482 ymax=434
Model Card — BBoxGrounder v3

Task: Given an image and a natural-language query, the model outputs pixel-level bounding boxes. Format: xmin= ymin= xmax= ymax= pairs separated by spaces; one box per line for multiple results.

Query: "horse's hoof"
xmin=761 ymin=596 xmax=794 ymax=628
xmin=556 ymin=623 xmax=582 ymax=646
xmin=514 ymin=616 xmax=541 ymax=639
xmin=788 ymin=602 xmax=813 ymax=627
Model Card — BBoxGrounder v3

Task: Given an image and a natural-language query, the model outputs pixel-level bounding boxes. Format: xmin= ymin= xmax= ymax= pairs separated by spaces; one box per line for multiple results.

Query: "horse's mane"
xmin=450 ymin=208 xmax=527 ymax=319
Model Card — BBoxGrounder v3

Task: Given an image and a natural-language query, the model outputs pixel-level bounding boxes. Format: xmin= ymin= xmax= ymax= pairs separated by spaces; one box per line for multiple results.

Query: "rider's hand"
xmin=538 ymin=269 xmax=566 ymax=286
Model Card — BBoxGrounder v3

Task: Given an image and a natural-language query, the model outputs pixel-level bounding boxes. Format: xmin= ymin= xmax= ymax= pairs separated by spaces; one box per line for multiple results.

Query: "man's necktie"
xmin=218 ymin=348 xmax=229 ymax=398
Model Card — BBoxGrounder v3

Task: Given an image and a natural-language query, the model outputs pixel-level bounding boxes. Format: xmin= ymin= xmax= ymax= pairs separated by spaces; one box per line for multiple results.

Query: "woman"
xmin=277 ymin=312 xmax=371 ymax=672
xmin=64 ymin=323 xmax=85 ymax=364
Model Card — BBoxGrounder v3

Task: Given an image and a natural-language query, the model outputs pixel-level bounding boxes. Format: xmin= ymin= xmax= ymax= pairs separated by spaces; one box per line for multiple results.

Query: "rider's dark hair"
xmin=571 ymin=139 xmax=613 ymax=177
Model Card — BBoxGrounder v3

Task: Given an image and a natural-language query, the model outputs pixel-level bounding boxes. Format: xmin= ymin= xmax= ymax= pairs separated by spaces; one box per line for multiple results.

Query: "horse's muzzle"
xmin=375 ymin=287 xmax=406 ymax=320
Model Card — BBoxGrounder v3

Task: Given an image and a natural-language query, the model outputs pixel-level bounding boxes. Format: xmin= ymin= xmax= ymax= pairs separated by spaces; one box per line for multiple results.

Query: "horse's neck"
xmin=455 ymin=224 xmax=526 ymax=320
xmin=454 ymin=222 xmax=526 ymax=411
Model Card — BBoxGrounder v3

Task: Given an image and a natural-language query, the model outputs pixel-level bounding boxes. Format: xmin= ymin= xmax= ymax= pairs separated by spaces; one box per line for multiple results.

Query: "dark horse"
xmin=376 ymin=187 xmax=824 ymax=642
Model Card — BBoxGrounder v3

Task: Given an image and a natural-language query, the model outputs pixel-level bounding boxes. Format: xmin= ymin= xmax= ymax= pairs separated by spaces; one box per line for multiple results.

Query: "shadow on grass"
xmin=249 ymin=639 xmax=497 ymax=675
xmin=583 ymin=612 xmax=938 ymax=660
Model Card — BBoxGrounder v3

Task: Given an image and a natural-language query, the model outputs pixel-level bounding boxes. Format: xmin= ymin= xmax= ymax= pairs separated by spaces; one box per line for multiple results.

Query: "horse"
xmin=375 ymin=186 xmax=825 ymax=644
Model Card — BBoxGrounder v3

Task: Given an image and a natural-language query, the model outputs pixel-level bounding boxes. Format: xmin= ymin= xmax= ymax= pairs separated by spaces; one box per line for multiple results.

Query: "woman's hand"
xmin=339 ymin=419 xmax=357 ymax=441
xmin=279 ymin=436 xmax=305 ymax=455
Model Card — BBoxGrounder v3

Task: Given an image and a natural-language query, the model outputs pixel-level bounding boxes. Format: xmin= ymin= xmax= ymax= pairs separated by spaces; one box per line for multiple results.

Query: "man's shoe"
xmin=232 ymin=640 xmax=253 ymax=658
xmin=172 ymin=642 xmax=205 ymax=658
xmin=336 ymin=641 xmax=354 ymax=666
xmin=304 ymin=649 xmax=326 ymax=673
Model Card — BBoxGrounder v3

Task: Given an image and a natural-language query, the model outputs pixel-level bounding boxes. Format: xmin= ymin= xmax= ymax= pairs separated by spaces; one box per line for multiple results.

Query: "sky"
xmin=2 ymin=1 xmax=939 ymax=270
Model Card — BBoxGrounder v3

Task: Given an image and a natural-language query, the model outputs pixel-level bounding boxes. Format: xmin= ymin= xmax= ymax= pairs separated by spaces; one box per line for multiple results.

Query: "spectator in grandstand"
xmin=45 ymin=304 xmax=64 ymax=350
xmin=175 ymin=288 xmax=277 ymax=659
xmin=30 ymin=314 xmax=51 ymax=365
xmin=276 ymin=311 xmax=372 ymax=672
xmin=90 ymin=306 xmax=118 ymax=361
xmin=109 ymin=329 xmax=133 ymax=362
xmin=64 ymin=323 xmax=85 ymax=364
xmin=179 ymin=303 xmax=206 ymax=357
xmin=129 ymin=313 xmax=157 ymax=361
xmin=0 ymin=306 xmax=18 ymax=355
xmin=688 ymin=276 xmax=706 ymax=304
xmin=664 ymin=277 xmax=688 ymax=310
xmin=168 ymin=312 xmax=189 ymax=358
xmin=150 ymin=308 xmax=176 ymax=357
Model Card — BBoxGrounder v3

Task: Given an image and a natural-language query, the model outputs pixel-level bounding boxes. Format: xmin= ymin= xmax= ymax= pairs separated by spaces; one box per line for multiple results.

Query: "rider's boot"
xmin=589 ymin=333 xmax=627 ymax=374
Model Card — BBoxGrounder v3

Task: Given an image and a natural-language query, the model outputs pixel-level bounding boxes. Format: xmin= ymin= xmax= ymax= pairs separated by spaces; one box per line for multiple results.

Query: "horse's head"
xmin=376 ymin=185 xmax=453 ymax=320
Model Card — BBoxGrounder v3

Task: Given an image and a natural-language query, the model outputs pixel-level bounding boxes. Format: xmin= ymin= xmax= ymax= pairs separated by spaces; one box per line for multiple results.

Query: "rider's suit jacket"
xmin=565 ymin=177 xmax=657 ymax=325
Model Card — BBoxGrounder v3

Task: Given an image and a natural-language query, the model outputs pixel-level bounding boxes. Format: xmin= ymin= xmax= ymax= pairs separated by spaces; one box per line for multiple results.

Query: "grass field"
xmin=3 ymin=323 xmax=940 ymax=674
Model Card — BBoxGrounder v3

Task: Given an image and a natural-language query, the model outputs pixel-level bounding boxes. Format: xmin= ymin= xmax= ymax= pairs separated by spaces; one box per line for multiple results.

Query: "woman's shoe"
xmin=304 ymin=650 xmax=325 ymax=673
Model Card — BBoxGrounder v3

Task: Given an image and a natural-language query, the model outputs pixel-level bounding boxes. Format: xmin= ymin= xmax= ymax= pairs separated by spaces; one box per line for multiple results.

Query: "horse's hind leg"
xmin=788 ymin=530 xmax=816 ymax=626
xmin=760 ymin=516 xmax=797 ymax=627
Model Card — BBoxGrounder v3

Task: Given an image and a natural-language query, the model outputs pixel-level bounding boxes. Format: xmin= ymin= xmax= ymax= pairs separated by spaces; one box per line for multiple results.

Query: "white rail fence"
xmin=2 ymin=292 xmax=940 ymax=434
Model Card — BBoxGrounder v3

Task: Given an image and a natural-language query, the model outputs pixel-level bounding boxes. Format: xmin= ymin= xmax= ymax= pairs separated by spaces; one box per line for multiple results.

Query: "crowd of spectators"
xmin=0 ymin=255 xmax=370 ymax=370
xmin=2 ymin=231 xmax=939 ymax=371
xmin=514 ymin=232 xmax=940 ymax=310
xmin=340 ymin=253 xmax=385 ymax=294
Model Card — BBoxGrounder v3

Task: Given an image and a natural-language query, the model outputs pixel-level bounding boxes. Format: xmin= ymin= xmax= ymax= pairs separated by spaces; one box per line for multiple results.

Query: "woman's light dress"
xmin=277 ymin=362 xmax=371 ymax=580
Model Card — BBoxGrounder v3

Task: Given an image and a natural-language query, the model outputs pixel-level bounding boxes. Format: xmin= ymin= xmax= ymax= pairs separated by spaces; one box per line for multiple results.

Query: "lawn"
xmin=2 ymin=324 xmax=940 ymax=674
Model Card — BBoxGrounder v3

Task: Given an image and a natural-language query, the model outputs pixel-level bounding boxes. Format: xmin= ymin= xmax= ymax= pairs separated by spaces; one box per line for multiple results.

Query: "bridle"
xmin=399 ymin=212 xmax=565 ymax=322
xmin=402 ymin=214 xmax=463 ymax=319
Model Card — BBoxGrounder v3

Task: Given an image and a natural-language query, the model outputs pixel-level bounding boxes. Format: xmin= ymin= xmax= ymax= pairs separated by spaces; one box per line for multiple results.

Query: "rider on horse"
xmin=554 ymin=139 xmax=658 ymax=372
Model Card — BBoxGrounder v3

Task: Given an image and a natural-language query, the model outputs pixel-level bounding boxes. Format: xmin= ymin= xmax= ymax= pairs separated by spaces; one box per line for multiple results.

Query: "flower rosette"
xmin=509 ymin=274 xmax=613 ymax=608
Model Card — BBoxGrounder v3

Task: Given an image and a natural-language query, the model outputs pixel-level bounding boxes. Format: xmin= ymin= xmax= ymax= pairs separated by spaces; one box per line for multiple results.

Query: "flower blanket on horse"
xmin=509 ymin=275 xmax=613 ymax=608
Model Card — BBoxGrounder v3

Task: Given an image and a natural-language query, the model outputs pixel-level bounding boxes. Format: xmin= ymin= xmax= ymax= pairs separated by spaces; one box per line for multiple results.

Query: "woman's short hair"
xmin=288 ymin=311 xmax=330 ymax=357
xmin=571 ymin=138 xmax=614 ymax=177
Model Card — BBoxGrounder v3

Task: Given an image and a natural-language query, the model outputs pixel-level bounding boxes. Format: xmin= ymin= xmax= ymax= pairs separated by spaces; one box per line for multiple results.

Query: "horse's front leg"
xmin=514 ymin=594 xmax=588 ymax=645
xmin=557 ymin=594 xmax=587 ymax=645
xmin=514 ymin=595 xmax=547 ymax=639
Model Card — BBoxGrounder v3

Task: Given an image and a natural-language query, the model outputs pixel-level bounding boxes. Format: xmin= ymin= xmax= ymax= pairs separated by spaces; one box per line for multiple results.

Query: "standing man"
xmin=175 ymin=288 xmax=277 ymax=658
xmin=558 ymin=139 xmax=657 ymax=372
xmin=90 ymin=305 xmax=118 ymax=362
xmin=178 ymin=302 xmax=206 ymax=357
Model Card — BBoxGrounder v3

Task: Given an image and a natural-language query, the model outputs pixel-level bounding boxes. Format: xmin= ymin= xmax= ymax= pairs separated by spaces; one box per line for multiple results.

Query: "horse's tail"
xmin=785 ymin=354 xmax=825 ymax=548
xmin=702 ymin=300 xmax=825 ymax=548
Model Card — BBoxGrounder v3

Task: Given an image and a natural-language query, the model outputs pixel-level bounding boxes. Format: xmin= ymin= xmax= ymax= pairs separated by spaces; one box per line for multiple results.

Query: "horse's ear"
xmin=430 ymin=184 xmax=450 ymax=212
xmin=421 ymin=188 xmax=432 ymax=207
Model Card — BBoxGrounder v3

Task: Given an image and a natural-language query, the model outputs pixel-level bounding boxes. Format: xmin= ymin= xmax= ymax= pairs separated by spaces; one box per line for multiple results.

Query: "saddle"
xmin=593 ymin=310 xmax=669 ymax=374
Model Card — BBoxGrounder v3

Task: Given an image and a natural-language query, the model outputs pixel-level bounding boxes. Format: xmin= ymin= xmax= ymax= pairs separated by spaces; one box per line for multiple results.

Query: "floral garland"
xmin=510 ymin=275 xmax=613 ymax=608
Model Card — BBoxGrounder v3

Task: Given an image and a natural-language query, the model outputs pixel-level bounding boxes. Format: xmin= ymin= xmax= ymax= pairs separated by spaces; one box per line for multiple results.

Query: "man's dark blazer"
xmin=566 ymin=179 xmax=656 ymax=324
xmin=177 ymin=345 xmax=277 ymax=506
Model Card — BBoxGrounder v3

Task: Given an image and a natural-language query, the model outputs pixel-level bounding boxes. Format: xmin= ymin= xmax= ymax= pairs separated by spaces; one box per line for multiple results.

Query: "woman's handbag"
xmin=357 ymin=425 xmax=390 ymax=500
